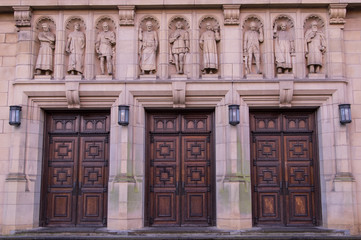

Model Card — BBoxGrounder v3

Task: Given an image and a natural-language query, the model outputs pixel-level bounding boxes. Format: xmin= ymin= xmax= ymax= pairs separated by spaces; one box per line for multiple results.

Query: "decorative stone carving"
xmin=172 ymin=82 xmax=186 ymax=108
xmin=13 ymin=6 xmax=32 ymax=28
xmin=139 ymin=16 xmax=159 ymax=75
xmin=35 ymin=17 xmax=56 ymax=76
xmin=243 ymin=15 xmax=264 ymax=75
xmin=169 ymin=16 xmax=190 ymax=75
xmin=223 ymin=5 xmax=240 ymax=25
xmin=95 ymin=17 xmax=116 ymax=76
xmin=199 ymin=16 xmax=220 ymax=74
xmin=329 ymin=4 xmax=347 ymax=25
xmin=65 ymin=17 xmax=86 ymax=76
xmin=304 ymin=16 xmax=326 ymax=75
xmin=118 ymin=5 xmax=135 ymax=26
xmin=66 ymin=82 xmax=80 ymax=108
xmin=273 ymin=15 xmax=295 ymax=74
xmin=279 ymin=80 xmax=294 ymax=107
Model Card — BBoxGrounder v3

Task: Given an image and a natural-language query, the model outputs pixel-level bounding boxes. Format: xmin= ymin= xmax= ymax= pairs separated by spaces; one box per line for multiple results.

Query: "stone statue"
xmin=244 ymin=21 xmax=264 ymax=74
xmin=305 ymin=21 xmax=326 ymax=74
xmin=199 ymin=22 xmax=220 ymax=74
xmin=35 ymin=22 xmax=55 ymax=75
xmin=95 ymin=22 xmax=116 ymax=75
xmin=66 ymin=22 xmax=85 ymax=75
xmin=139 ymin=21 xmax=158 ymax=74
xmin=273 ymin=22 xmax=294 ymax=74
xmin=169 ymin=21 xmax=190 ymax=74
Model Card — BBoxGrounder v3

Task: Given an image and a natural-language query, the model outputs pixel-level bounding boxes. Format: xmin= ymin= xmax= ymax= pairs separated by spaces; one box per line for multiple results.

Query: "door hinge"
xmin=311 ymin=186 xmax=315 ymax=192
xmin=254 ymin=185 xmax=258 ymax=192
xmin=254 ymin=217 xmax=259 ymax=225
xmin=103 ymin=186 xmax=108 ymax=193
xmin=253 ymin=160 xmax=257 ymax=166
xmin=207 ymin=185 xmax=211 ymax=192
xmin=309 ymin=135 xmax=313 ymax=142
xmin=150 ymin=185 xmax=154 ymax=192
xmin=206 ymin=136 xmax=210 ymax=143
xmin=149 ymin=217 xmax=154 ymax=225
xmin=312 ymin=217 xmax=316 ymax=224
xmin=310 ymin=160 xmax=313 ymax=166
xmin=150 ymin=136 xmax=154 ymax=143
xmin=207 ymin=216 xmax=212 ymax=224
xmin=49 ymin=136 xmax=53 ymax=144
xmin=45 ymin=217 xmax=49 ymax=225
xmin=207 ymin=160 xmax=211 ymax=166
xmin=150 ymin=159 xmax=154 ymax=167
xmin=105 ymin=135 xmax=109 ymax=143
xmin=252 ymin=136 xmax=256 ymax=143
xmin=103 ymin=217 xmax=107 ymax=225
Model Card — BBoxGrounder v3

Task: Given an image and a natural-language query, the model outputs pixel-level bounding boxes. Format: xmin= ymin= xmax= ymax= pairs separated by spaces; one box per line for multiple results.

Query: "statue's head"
xmin=206 ymin=22 xmax=212 ymax=30
xmin=102 ymin=22 xmax=109 ymax=32
xmin=176 ymin=21 xmax=183 ymax=29
xmin=146 ymin=21 xmax=153 ymax=31
xmin=311 ymin=21 xmax=318 ymax=31
xmin=42 ymin=23 xmax=49 ymax=32
xmin=250 ymin=21 xmax=257 ymax=31
xmin=280 ymin=22 xmax=287 ymax=31
xmin=74 ymin=22 xmax=80 ymax=31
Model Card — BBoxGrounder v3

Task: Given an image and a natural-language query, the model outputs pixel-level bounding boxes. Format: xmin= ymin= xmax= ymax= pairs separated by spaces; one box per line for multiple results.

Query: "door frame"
xmin=249 ymin=109 xmax=322 ymax=227
xmin=39 ymin=110 xmax=110 ymax=227
xmin=144 ymin=109 xmax=216 ymax=227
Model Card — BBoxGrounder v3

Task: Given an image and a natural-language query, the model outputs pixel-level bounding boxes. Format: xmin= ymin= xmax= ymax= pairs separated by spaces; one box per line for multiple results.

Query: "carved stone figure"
xmin=199 ymin=22 xmax=220 ymax=74
xmin=273 ymin=22 xmax=294 ymax=74
xmin=169 ymin=21 xmax=190 ymax=74
xmin=35 ymin=22 xmax=55 ymax=75
xmin=66 ymin=22 xmax=85 ymax=75
xmin=244 ymin=21 xmax=264 ymax=74
xmin=96 ymin=22 xmax=116 ymax=75
xmin=139 ymin=21 xmax=158 ymax=74
xmin=305 ymin=21 xmax=326 ymax=74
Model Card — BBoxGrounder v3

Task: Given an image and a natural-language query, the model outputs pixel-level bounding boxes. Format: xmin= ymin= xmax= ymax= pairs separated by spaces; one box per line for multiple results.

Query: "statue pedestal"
xmin=171 ymin=74 xmax=187 ymax=80
xmin=246 ymin=74 xmax=263 ymax=80
xmin=308 ymin=73 xmax=326 ymax=79
xmin=277 ymin=74 xmax=294 ymax=79
xmin=96 ymin=75 xmax=113 ymax=81
xmin=65 ymin=75 xmax=82 ymax=81
xmin=34 ymin=75 xmax=52 ymax=80
xmin=139 ymin=74 xmax=157 ymax=80
xmin=201 ymin=74 xmax=218 ymax=80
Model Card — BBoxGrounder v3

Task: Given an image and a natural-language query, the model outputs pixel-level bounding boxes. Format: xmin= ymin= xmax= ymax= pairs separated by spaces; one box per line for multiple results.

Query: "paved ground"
xmin=2 ymin=227 xmax=361 ymax=240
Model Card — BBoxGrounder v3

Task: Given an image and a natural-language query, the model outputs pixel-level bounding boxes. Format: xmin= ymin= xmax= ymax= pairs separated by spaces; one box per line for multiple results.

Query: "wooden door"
xmin=146 ymin=112 xmax=214 ymax=226
xmin=42 ymin=112 xmax=110 ymax=227
xmin=250 ymin=111 xmax=319 ymax=226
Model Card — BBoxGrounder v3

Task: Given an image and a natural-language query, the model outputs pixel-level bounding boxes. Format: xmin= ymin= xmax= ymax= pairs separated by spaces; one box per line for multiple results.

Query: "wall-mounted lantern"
xmin=229 ymin=104 xmax=240 ymax=126
xmin=339 ymin=104 xmax=352 ymax=124
xmin=118 ymin=105 xmax=129 ymax=126
xmin=9 ymin=105 xmax=22 ymax=126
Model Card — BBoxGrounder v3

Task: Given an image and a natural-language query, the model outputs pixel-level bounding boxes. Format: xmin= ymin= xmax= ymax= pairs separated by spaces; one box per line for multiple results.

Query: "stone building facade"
xmin=0 ymin=0 xmax=360 ymax=235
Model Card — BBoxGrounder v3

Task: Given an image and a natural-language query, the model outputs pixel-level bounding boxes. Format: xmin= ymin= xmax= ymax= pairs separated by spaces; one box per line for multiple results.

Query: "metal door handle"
xmin=279 ymin=181 xmax=283 ymax=195
xmin=176 ymin=182 xmax=179 ymax=195
xmin=181 ymin=182 xmax=185 ymax=195
xmin=78 ymin=182 xmax=82 ymax=195
xmin=285 ymin=181 xmax=289 ymax=195
xmin=72 ymin=182 xmax=77 ymax=195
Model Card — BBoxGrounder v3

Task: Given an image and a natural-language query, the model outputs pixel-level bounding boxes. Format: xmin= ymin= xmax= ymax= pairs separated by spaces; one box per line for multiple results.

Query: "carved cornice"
xmin=13 ymin=6 xmax=32 ymax=28
xmin=223 ymin=5 xmax=240 ymax=25
xmin=329 ymin=4 xmax=347 ymax=25
xmin=118 ymin=5 xmax=135 ymax=26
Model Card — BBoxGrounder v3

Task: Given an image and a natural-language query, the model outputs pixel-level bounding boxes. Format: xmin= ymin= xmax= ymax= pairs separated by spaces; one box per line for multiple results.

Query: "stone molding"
xmin=118 ymin=5 xmax=135 ymax=26
xmin=65 ymin=82 xmax=80 ymax=108
xmin=223 ymin=5 xmax=240 ymax=25
xmin=13 ymin=6 xmax=32 ymax=28
xmin=172 ymin=82 xmax=186 ymax=108
xmin=279 ymin=80 xmax=294 ymax=107
xmin=329 ymin=4 xmax=347 ymax=25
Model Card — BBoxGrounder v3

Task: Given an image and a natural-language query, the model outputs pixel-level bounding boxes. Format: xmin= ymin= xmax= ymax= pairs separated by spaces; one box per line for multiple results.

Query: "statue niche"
xmin=95 ymin=17 xmax=116 ymax=76
xmin=169 ymin=16 xmax=190 ymax=76
xmin=199 ymin=16 xmax=220 ymax=75
xmin=243 ymin=16 xmax=264 ymax=76
xmin=273 ymin=16 xmax=295 ymax=76
xmin=34 ymin=17 xmax=56 ymax=77
xmin=304 ymin=16 xmax=326 ymax=77
xmin=65 ymin=17 xmax=86 ymax=76
xmin=138 ymin=17 xmax=159 ymax=75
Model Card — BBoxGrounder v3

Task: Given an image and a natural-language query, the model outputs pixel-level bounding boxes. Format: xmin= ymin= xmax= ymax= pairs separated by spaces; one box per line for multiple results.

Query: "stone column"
xmin=53 ymin=11 xmax=65 ymax=80
xmin=327 ymin=4 xmax=347 ymax=79
xmin=222 ymin=5 xmax=242 ymax=80
xmin=13 ymin=6 xmax=34 ymax=80
xmin=116 ymin=6 xmax=137 ymax=80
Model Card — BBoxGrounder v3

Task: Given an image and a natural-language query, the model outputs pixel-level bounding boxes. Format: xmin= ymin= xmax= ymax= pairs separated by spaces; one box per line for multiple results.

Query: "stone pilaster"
xmin=53 ymin=11 xmax=65 ymax=80
xmin=13 ymin=6 xmax=34 ymax=80
xmin=327 ymin=4 xmax=347 ymax=79
xmin=222 ymin=5 xmax=242 ymax=79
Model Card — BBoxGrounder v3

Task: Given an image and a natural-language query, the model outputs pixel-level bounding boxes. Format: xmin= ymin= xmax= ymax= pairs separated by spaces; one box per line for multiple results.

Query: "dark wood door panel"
xmin=147 ymin=112 xmax=214 ymax=227
xmin=251 ymin=111 xmax=319 ymax=227
xmin=43 ymin=112 xmax=110 ymax=227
